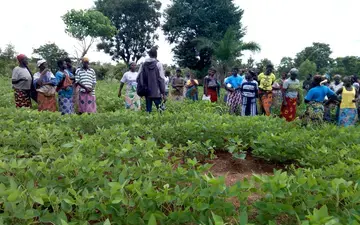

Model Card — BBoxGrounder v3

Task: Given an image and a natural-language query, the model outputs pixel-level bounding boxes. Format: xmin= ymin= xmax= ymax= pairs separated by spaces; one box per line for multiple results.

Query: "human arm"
xmin=157 ymin=68 xmax=166 ymax=101
xmin=118 ymin=73 xmax=127 ymax=97
xmin=11 ymin=68 xmax=29 ymax=84
xmin=282 ymin=80 xmax=289 ymax=105
xmin=203 ymin=77 xmax=208 ymax=96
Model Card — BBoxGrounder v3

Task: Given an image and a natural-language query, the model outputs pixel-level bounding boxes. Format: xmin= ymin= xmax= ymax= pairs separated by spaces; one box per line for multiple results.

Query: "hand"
xmin=297 ymin=99 xmax=301 ymax=106
xmin=162 ymin=94 xmax=167 ymax=102
xmin=228 ymin=88 xmax=235 ymax=92
xmin=118 ymin=92 xmax=122 ymax=98
xmin=283 ymin=100 xmax=287 ymax=106
xmin=353 ymin=99 xmax=357 ymax=103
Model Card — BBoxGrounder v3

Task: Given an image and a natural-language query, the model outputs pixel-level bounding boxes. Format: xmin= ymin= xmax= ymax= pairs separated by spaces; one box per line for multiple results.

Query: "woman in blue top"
xmin=55 ymin=59 xmax=74 ymax=115
xmin=225 ymin=68 xmax=243 ymax=114
xmin=302 ymin=75 xmax=338 ymax=125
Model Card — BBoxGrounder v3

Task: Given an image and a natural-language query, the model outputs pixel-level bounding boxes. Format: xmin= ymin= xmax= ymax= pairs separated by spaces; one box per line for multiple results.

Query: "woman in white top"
xmin=118 ymin=62 xmax=141 ymax=111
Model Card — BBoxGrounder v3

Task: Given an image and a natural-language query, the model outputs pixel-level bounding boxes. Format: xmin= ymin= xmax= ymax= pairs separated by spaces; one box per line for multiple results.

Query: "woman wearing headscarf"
xmin=33 ymin=60 xmax=57 ymax=112
xmin=204 ymin=68 xmax=220 ymax=103
xmin=302 ymin=75 xmax=338 ymax=125
xmin=258 ymin=64 xmax=276 ymax=116
xmin=75 ymin=57 xmax=97 ymax=114
xmin=55 ymin=59 xmax=74 ymax=114
xmin=281 ymin=68 xmax=301 ymax=122
xmin=12 ymin=54 xmax=33 ymax=108
xmin=336 ymin=76 xmax=358 ymax=127
xmin=118 ymin=62 xmax=141 ymax=111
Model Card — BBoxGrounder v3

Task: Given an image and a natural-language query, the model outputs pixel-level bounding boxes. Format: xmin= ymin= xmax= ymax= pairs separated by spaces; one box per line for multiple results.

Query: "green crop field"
xmin=0 ymin=77 xmax=359 ymax=225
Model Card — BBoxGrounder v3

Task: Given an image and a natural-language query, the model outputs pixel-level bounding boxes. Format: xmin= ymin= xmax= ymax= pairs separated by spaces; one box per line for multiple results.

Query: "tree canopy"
xmin=95 ymin=0 xmax=161 ymax=64
xmin=196 ymin=27 xmax=260 ymax=78
xmin=163 ymin=0 xmax=244 ymax=72
xmin=299 ymin=59 xmax=317 ymax=80
xmin=33 ymin=43 xmax=69 ymax=73
xmin=277 ymin=57 xmax=295 ymax=75
xmin=294 ymin=42 xmax=332 ymax=74
xmin=62 ymin=9 xmax=116 ymax=60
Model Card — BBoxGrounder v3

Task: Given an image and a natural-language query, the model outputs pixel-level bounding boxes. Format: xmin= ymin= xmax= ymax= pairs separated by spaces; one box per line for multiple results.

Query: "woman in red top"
xmin=204 ymin=68 xmax=220 ymax=102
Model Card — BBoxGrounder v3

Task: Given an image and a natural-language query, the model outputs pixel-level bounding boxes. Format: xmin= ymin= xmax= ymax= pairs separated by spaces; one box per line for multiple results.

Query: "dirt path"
xmin=208 ymin=151 xmax=284 ymax=186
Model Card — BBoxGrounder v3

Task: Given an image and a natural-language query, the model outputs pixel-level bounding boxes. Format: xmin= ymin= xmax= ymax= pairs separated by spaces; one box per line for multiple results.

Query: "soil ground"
xmin=208 ymin=151 xmax=284 ymax=186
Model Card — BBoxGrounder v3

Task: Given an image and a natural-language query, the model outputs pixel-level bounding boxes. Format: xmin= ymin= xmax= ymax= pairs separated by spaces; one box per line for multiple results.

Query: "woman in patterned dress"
xmin=118 ymin=62 xmax=141 ymax=111
xmin=12 ymin=54 xmax=33 ymax=108
xmin=33 ymin=60 xmax=57 ymax=112
xmin=55 ymin=59 xmax=75 ymax=115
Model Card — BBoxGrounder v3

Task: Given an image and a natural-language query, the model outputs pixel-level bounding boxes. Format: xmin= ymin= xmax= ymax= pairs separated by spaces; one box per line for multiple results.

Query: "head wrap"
xmin=37 ymin=59 xmax=47 ymax=68
xmin=129 ymin=61 xmax=136 ymax=68
xmin=289 ymin=68 xmax=299 ymax=75
xmin=16 ymin=54 xmax=26 ymax=62
xmin=82 ymin=57 xmax=89 ymax=63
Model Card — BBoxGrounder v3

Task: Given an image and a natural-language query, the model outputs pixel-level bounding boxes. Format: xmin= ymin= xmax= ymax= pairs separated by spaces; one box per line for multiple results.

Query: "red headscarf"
xmin=17 ymin=54 xmax=26 ymax=62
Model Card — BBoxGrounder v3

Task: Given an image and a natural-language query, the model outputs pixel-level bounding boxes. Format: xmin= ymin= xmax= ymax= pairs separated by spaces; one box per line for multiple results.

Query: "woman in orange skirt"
xmin=33 ymin=60 xmax=57 ymax=112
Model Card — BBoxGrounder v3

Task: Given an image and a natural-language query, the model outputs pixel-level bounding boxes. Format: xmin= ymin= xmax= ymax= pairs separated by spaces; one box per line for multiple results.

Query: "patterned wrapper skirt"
xmin=186 ymin=86 xmax=198 ymax=101
xmin=241 ymin=97 xmax=257 ymax=116
xmin=281 ymin=97 xmax=298 ymax=122
xmin=302 ymin=102 xmax=324 ymax=125
xmin=338 ymin=108 xmax=358 ymax=127
xmin=58 ymin=96 xmax=74 ymax=115
xmin=79 ymin=92 xmax=97 ymax=113
xmin=37 ymin=93 xmax=57 ymax=112
xmin=207 ymin=88 xmax=218 ymax=103
xmin=73 ymin=85 xmax=80 ymax=113
xmin=14 ymin=89 xmax=32 ymax=108
xmin=227 ymin=90 xmax=242 ymax=113
xmin=259 ymin=90 xmax=273 ymax=116
xmin=125 ymin=87 xmax=141 ymax=111
xmin=272 ymin=89 xmax=283 ymax=112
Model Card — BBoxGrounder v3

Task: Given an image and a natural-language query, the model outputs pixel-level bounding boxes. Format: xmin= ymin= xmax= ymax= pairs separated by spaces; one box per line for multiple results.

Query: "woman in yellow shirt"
xmin=258 ymin=64 xmax=276 ymax=116
xmin=336 ymin=76 xmax=358 ymax=127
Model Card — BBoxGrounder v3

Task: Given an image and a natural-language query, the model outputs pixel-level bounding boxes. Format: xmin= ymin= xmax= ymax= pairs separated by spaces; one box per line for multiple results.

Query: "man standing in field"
xmin=137 ymin=47 xmax=166 ymax=112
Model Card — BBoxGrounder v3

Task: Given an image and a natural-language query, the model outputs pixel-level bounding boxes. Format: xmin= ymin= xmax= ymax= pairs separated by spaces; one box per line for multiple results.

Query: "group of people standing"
xmin=220 ymin=65 xmax=301 ymax=121
xmin=12 ymin=54 xmax=97 ymax=114
xmin=11 ymin=49 xmax=360 ymax=127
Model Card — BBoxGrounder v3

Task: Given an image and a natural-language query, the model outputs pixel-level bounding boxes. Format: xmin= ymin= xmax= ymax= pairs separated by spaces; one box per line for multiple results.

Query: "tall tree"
xmin=95 ymin=0 xmax=161 ymax=64
xmin=294 ymin=42 xmax=332 ymax=74
xmin=0 ymin=44 xmax=17 ymax=60
xmin=277 ymin=57 xmax=294 ymax=75
xmin=33 ymin=43 xmax=69 ymax=72
xmin=163 ymin=0 xmax=244 ymax=72
xmin=62 ymin=9 xmax=116 ymax=60
xmin=299 ymin=59 xmax=317 ymax=80
xmin=196 ymin=26 xmax=260 ymax=79
xmin=256 ymin=58 xmax=273 ymax=73
xmin=332 ymin=56 xmax=360 ymax=76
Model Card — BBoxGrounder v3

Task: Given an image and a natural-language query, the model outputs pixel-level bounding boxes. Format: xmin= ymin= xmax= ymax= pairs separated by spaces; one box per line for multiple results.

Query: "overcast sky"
xmin=1 ymin=0 xmax=359 ymax=66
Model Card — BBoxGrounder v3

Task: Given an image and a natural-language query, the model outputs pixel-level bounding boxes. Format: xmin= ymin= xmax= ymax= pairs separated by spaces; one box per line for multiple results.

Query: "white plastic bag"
xmin=202 ymin=95 xmax=211 ymax=101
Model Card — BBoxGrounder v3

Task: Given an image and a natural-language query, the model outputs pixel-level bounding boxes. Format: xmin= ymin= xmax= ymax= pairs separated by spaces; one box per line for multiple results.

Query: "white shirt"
xmin=164 ymin=76 xmax=170 ymax=91
xmin=121 ymin=71 xmax=138 ymax=90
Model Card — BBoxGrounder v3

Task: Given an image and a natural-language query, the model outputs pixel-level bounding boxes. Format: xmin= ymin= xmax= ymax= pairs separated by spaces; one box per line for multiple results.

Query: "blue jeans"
xmin=146 ymin=97 xmax=161 ymax=113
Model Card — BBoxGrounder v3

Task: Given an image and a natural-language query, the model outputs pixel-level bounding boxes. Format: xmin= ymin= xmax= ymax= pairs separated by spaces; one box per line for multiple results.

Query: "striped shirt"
xmin=75 ymin=68 xmax=96 ymax=96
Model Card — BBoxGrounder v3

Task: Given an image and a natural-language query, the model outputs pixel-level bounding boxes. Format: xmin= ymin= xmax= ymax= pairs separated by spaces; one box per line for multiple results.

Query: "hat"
xmin=16 ymin=54 xmax=26 ymax=62
xmin=37 ymin=59 xmax=47 ymax=68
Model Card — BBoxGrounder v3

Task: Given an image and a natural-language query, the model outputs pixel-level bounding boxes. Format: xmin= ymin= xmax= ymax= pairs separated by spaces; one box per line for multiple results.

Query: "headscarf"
xmin=16 ymin=54 xmax=26 ymax=62
xmin=37 ymin=59 xmax=47 ymax=68
xmin=82 ymin=57 xmax=89 ymax=63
